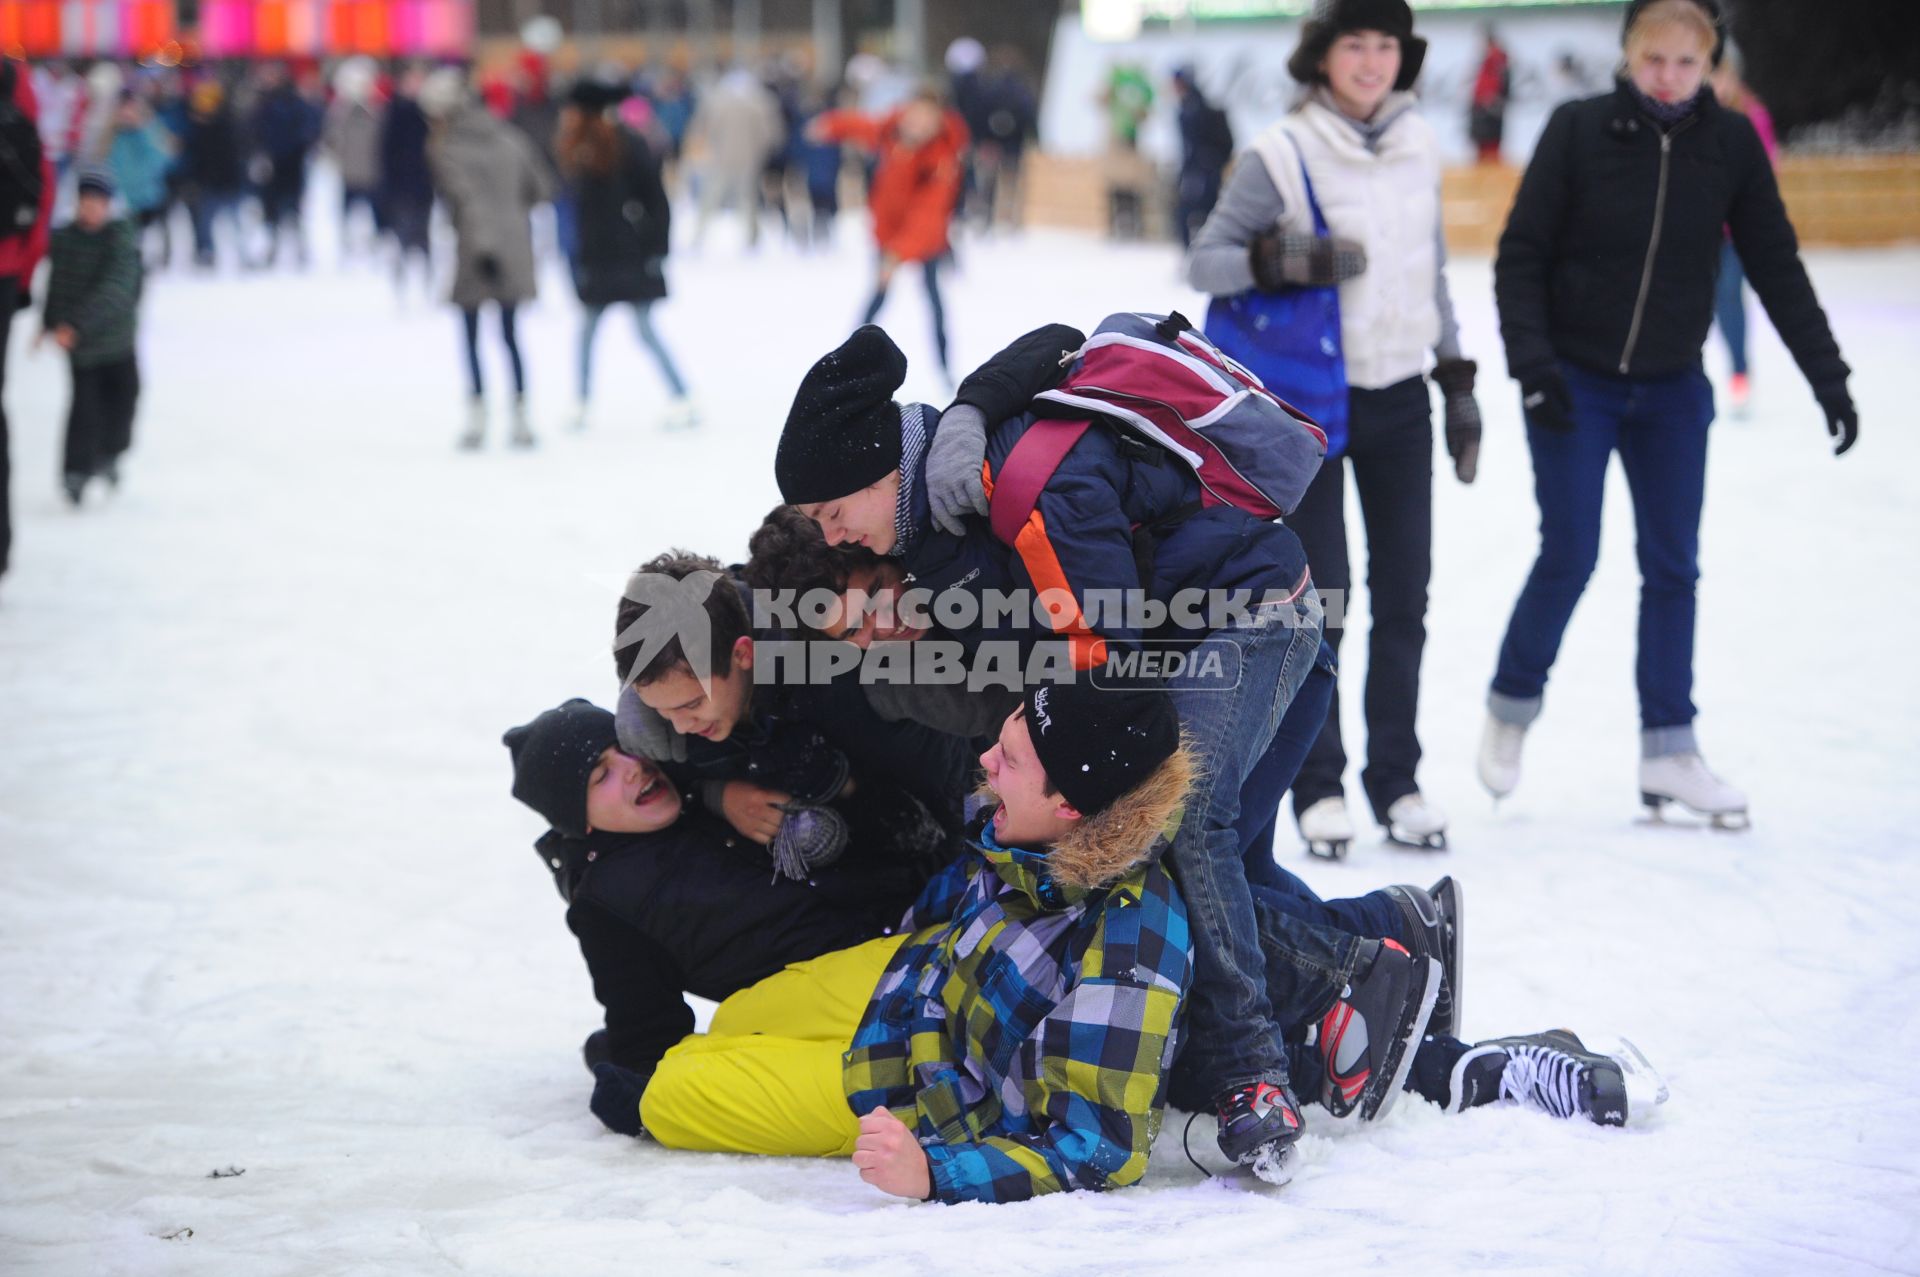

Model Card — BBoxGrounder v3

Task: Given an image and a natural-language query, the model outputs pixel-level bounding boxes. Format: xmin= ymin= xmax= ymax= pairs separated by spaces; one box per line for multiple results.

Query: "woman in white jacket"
xmin=1185 ymin=0 xmax=1480 ymax=859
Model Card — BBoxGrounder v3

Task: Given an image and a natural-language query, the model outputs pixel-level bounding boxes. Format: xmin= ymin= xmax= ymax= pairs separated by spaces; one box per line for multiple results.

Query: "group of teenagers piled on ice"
xmin=501 ymin=0 xmax=1855 ymax=1202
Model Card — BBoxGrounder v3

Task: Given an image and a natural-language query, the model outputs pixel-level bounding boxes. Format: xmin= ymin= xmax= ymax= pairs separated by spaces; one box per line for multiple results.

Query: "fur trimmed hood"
xmin=975 ymin=744 xmax=1195 ymax=901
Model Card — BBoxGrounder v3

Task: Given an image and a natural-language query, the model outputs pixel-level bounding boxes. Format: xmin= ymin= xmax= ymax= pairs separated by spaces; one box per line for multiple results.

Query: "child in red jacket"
xmin=810 ymin=88 xmax=968 ymax=384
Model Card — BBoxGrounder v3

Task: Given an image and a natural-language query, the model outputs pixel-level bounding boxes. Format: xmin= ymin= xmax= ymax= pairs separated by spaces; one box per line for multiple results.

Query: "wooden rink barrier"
xmin=1019 ymin=152 xmax=1920 ymax=251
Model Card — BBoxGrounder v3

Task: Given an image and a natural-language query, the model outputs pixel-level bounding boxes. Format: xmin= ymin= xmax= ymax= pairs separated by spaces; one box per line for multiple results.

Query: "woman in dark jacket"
xmin=1480 ymin=0 xmax=1856 ymax=826
xmin=555 ymin=80 xmax=693 ymax=431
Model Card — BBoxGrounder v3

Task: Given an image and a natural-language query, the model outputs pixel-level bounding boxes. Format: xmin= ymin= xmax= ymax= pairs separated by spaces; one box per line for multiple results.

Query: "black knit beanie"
xmin=1621 ymin=0 xmax=1727 ymax=65
xmin=1022 ymin=681 xmax=1180 ymax=819
xmin=1286 ymin=0 xmax=1429 ymax=91
xmin=774 ymin=325 xmax=909 ymax=505
xmin=503 ymin=699 xmax=618 ymax=838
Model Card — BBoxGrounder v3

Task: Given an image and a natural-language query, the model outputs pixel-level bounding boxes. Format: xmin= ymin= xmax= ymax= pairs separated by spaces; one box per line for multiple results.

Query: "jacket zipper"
xmin=1618 ymin=113 xmax=1697 ymax=374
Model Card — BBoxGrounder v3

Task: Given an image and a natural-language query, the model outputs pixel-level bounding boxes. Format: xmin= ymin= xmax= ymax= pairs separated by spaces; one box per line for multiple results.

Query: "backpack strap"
xmin=988 ymin=419 xmax=1092 ymax=546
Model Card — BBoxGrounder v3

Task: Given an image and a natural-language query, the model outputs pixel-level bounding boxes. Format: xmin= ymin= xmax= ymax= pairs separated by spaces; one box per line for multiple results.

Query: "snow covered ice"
xmin=2 ymin=192 xmax=1917 ymax=1275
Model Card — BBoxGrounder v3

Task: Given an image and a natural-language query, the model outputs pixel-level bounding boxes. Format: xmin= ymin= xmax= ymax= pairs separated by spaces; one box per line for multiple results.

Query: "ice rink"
xmin=2 ymin=191 xmax=1917 ymax=1276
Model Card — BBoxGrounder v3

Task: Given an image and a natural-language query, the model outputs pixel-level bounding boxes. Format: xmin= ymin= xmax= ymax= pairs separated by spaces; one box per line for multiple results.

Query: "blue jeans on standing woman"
xmin=1490 ymin=360 xmax=1714 ymax=756
xmin=1714 ymin=240 xmax=1748 ymax=376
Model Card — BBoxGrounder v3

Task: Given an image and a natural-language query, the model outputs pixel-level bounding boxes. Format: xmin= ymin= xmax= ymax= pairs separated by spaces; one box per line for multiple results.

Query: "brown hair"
xmin=1624 ymin=0 xmax=1717 ymax=57
xmin=555 ymin=107 xmax=620 ymax=180
xmin=742 ymin=506 xmax=885 ymax=639
xmin=612 ymin=551 xmax=750 ymax=688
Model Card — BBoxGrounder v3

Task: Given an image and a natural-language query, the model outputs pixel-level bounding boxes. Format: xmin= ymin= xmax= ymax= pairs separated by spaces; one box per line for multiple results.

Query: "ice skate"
xmin=457 ymin=398 xmax=486 ymax=450
xmin=1384 ymin=791 xmax=1448 ymax=851
xmin=571 ymin=400 xmax=591 ymax=432
xmin=1450 ymin=1029 xmax=1668 ymax=1127
xmin=659 ymin=395 xmax=700 ymax=432
xmin=1298 ymin=795 xmax=1353 ymax=860
xmin=509 ymin=397 xmax=536 ymax=449
xmin=1640 ymin=751 xmax=1749 ymax=829
xmin=62 ymin=472 xmax=87 ymax=507
xmin=1314 ymin=937 xmax=1440 ymax=1123
xmin=1477 ymin=714 xmax=1529 ymax=800
xmin=1212 ymin=1079 xmax=1303 ymax=1181
xmin=1383 ymin=877 xmax=1463 ymax=1039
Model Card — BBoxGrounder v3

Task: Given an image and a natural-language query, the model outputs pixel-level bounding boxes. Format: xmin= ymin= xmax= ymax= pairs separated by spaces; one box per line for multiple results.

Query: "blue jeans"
xmin=1165 ymin=594 xmax=1357 ymax=1106
xmin=579 ymin=302 xmax=688 ymax=402
xmin=1714 ymin=240 xmax=1748 ymax=376
xmin=1492 ymin=361 xmax=1714 ymax=739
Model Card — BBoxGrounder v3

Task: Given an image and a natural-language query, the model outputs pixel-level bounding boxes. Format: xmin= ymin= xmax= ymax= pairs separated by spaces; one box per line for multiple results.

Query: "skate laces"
xmin=1499 ymin=1044 xmax=1584 ymax=1120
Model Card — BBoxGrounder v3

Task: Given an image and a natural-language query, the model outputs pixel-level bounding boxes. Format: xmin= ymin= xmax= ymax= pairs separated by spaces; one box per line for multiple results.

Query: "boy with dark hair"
xmin=613 ymin=548 xmax=971 ymax=870
xmin=40 ymin=169 xmax=141 ymax=506
xmin=502 ymin=698 xmax=937 ymax=1094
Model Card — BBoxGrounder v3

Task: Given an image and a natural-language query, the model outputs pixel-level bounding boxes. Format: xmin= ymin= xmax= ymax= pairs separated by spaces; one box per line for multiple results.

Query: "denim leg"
xmin=1239 ymin=639 xmax=1335 ymax=882
xmin=1491 ymin=368 xmax=1623 ymax=704
xmin=1255 ymin=870 xmax=1405 ymax=941
xmin=1252 ymin=883 xmax=1361 ymax=1035
xmin=1714 ymin=241 xmax=1748 ymax=376
xmin=499 ymin=305 xmax=526 ymax=397
xmin=578 ymin=304 xmax=605 ymax=402
xmin=633 ymin=303 xmax=689 ymax=397
xmin=1165 ymin=597 xmax=1325 ymax=1104
xmin=922 ymin=258 xmax=950 ymax=377
xmin=1616 ymin=367 xmax=1713 ymax=733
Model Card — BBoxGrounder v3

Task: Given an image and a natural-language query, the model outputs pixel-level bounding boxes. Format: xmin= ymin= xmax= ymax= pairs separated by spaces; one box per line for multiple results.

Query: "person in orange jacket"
xmin=809 ymin=87 xmax=968 ymax=384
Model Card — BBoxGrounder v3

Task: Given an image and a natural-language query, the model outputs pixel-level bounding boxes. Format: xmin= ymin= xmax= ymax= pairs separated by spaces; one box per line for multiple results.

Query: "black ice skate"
xmin=1213 ymin=1079 xmax=1304 ymax=1184
xmin=1452 ymin=1029 xmax=1669 ymax=1127
xmin=1383 ymin=877 xmax=1464 ymax=1039
xmin=1316 ymin=937 xmax=1441 ymax=1123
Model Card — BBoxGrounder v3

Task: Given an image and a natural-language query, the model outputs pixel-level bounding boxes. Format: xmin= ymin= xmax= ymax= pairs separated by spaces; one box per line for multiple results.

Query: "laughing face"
xmin=1322 ymin=30 xmax=1401 ymax=122
xmin=977 ymin=706 xmax=1082 ymax=849
xmin=583 ymin=748 xmax=684 ymax=834
xmin=820 ymin=561 xmax=928 ymax=647
xmin=797 ymin=472 xmax=902 ymax=555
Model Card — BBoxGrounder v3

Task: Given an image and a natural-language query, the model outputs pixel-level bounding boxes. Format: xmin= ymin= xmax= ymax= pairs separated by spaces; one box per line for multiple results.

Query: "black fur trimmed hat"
xmin=1286 ymin=0 xmax=1429 ymax=91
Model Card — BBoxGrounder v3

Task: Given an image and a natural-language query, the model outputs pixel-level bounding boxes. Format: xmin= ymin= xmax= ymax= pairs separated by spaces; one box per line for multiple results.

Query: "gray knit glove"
xmin=769 ymin=802 xmax=849 ymax=881
xmin=615 ymin=684 xmax=688 ymax=764
xmin=1431 ymin=358 xmax=1482 ymax=486
xmin=925 ymin=402 xmax=991 ymax=536
xmin=1249 ymin=230 xmax=1368 ymax=291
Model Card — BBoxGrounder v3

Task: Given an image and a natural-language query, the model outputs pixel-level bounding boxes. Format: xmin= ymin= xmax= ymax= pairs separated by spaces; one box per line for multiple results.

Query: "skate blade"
xmin=1361 ymin=954 xmax=1443 ymax=1124
xmin=1247 ymin=1141 xmax=1295 ymax=1187
xmin=1305 ymin=838 xmax=1350 ymax=861
xmin=1608 ymin=1036 xmax=1670 ymax=1117
xmin=1385 ymin=828 xmax=1448 ymax=852
xmin=1640 ymin=793 xmax=1750 ymax=832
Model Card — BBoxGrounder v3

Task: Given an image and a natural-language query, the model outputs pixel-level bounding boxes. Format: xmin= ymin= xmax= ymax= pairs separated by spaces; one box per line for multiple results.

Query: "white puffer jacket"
xmin=1249 ymin=93 xmax=1441 ymax=390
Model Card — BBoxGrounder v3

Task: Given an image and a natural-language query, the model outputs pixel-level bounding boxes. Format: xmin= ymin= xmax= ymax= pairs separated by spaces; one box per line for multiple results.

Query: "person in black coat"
xmin=555 ymin=79 xmax=692 ymax=431
xmin=503 ymin=699 xmax=938 ymax=1115
xmin=1171 ymin=66 xmax=1233 ymax=249
xmin=1481 ymin=0 xmax=1856 ymax=824
xmin=378 ymin=65 xmax=435 ymax=300
xmin=179 ymin=80 xmax=244 ymax=269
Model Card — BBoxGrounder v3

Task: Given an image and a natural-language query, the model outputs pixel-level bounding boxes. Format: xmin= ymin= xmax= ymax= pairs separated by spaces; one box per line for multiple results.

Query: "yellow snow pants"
xmin=640 ymin=934 xmax=907 ymax=1157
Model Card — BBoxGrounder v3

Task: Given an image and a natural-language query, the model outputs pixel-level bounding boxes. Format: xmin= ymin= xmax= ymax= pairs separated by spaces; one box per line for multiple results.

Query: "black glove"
xmin=1519 ymin=368 xmax=1575 ymax=434
xmin=476 ymin=253 xmax=502 ymax=285
xmin=1431 ymin=358 xmax=1482 ymax=485
xmin=581 ymin=1028 xmax=613 ymax=1074
xmin=1249 ymin=230 xmax=1367 ymax=291
xmin=590 ymin=1061 xmax=650 ymax=1137
xmin=1817 ymin=385 xmax=1858 ymax=456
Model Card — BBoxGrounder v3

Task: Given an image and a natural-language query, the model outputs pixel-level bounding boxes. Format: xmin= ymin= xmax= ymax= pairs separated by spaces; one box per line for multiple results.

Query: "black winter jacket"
xmin=566 ymin=126 xmax=672 ymax=307
xmin=543 ymin=807 xmax=930 ymax=1078
xmin=1495 ymin=81 xmax=1848 ymax=395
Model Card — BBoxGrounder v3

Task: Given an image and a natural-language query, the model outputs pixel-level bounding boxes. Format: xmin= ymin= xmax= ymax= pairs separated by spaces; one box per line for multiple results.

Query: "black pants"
xmin=0 ymin=274 xmax=16 ymax=577
xmin=1288 ymin=374 xmax=1434 ymax=823
xmin=461 ymin=305 xmax=523 ymax=399
xmin=64 ymin=356 xmax=141 ymax=481
xmin=860 ymin=257 xmax=948 ymax=377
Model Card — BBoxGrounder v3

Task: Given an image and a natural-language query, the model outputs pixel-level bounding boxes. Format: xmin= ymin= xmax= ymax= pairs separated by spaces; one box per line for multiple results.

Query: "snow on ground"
xmin=2 ymin=180 xmax=1917 ymax=1277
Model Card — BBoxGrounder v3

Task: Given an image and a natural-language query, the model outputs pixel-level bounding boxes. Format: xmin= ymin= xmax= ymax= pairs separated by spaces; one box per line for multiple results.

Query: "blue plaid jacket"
xmin=842 ymin=818 xmax=1193 ymax=1203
